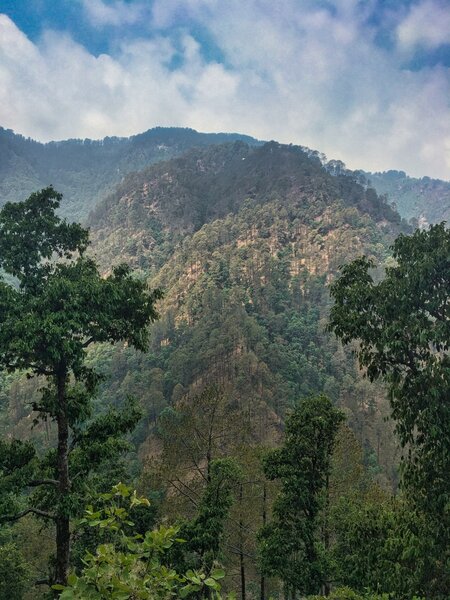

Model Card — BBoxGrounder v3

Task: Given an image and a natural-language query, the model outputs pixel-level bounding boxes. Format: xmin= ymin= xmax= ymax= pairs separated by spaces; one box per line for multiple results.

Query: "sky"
xmin=1 ymin=0 xmax=449 ymax=179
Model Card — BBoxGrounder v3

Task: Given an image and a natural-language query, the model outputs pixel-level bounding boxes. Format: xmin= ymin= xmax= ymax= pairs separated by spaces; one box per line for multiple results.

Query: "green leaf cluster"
xmin=58 ymin=483 xmax=232 ymax=600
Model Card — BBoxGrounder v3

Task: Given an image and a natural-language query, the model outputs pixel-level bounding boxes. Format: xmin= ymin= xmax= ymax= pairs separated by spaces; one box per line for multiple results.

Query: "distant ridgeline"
xmin=0 ymin=126 xmax=261 ymax=222
xmin=323 ymin=158 xmax=450 ymax=226
xmin=361 ymin=169 xmax=450 ymax=226
xmin=1 ymin=125 xmax=450 ymax=226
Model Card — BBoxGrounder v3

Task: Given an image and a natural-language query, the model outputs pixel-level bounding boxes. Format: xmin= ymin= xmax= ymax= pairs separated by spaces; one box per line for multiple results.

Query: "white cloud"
xmin=81 ymin=0 xmax=147 ymax=27
xmin=0 ymin=2 xmax=449 ymax=180
xmin=397 ymin=0 xmax=450 ymax=51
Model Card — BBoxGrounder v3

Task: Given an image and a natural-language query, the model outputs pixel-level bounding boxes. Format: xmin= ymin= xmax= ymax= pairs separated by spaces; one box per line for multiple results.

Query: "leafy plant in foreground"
xmin=57 ymin=482 xmax=233 ymax=599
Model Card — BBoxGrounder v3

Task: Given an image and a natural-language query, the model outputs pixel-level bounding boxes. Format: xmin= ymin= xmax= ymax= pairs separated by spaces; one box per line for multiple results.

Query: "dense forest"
xmin=0 ymin=139 xmax=449 ymax=599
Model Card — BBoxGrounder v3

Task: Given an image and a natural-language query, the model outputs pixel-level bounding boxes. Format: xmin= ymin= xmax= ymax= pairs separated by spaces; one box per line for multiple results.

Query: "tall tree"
xmin=180 ymin=458 xmax=242 ymax=574
xmin=258 ymin=395 xmax=344 ymax=598
xmin=0 ymin=188 xmax=162 ymax=587
xmin=328 ymin=223 xmax=450 ymax=596
xmin=151 ymin=386 xmax=247 ymax=515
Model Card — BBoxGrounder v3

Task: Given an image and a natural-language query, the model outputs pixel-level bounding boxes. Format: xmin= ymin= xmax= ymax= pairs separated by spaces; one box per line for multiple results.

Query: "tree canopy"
xmin=259 ymin=395 xmax=344 ymax=597
xmin=0 ymin=187 xmax=162 ymax=587
xmin=329 ymin=222 xmax=450 ymax=596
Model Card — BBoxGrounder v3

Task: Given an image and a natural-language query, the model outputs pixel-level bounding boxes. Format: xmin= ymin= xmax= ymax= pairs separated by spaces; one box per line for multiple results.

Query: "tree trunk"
xmin=323 ymin=472 xmax=330 ymax=596
xmin=239 ymin=483 xmax=246 ymax=600
xmin=55 ymin=370 xmax=70 ymax=587
xmin=260 ymin=482 xmax=267 ymax=600
xmin=240 ymin=549 xmax=246 ymax=600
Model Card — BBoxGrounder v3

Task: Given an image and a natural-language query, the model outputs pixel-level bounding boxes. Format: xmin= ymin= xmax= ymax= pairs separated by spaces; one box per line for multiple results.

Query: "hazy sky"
xmin=1 ymin=0 xmax=449 ymax=179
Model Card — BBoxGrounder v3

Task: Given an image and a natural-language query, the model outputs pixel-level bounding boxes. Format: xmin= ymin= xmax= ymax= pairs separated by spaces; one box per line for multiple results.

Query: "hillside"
xmin=82 ymin=141 xmax=405 ymax=480
xmin=0 ymin=126 xmax=260 ymax=222
xmin=0 ymin=141 xmax=406 ymax=485
xmin=2 ymin=125 xmax=449 ymax=227
xmin=89 ymin=141 xmax=403 ymax=273
xmin=363 ymin=169 xmax=450 ymax=226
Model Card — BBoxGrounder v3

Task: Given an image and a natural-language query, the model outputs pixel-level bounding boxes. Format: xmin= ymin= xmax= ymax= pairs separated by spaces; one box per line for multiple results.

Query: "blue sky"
xmin=1 ymin=0 xmax=449 ymax=178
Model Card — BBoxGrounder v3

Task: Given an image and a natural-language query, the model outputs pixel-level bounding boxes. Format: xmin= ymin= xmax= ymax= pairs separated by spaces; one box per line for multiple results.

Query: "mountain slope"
xmin=83 ymin=142 xmax=405 ymax=480
xmin=363 ymin=170 xmax=450 ymax=226
xmin=89 ymin=141 xmax=403 ymax=275
xmin=0 ymin=126 xmax=260 ymax=221
xmin=0 ymin=140 xmax=408 ymax=484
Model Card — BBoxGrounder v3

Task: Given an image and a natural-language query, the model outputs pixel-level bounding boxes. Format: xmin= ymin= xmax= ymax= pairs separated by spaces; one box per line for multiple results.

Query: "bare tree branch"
xmin=28 ymin=479 xmax=58 ymax=487
xmin=0 ymin=507 xmax=56 ymax=523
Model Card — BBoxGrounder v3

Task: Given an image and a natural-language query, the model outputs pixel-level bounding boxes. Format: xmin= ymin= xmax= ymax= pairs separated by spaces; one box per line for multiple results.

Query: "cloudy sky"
xmin=1 ymin=0 xmax=449 ymax=179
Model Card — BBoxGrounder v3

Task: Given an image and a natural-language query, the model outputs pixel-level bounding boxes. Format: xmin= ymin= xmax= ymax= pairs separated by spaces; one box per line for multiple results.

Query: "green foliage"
xmin=329 ymin=491 xmax=448 ymax=600
xmin=0 ymin=541 xmax=28 ymax=599
xmin=307 ymin=587 xmax=418 ymax=600
xmin=329 ymin=223 xmax=450 ymax=598
xmin=259 ymin=395 xmax=344 ymax=596
xmin=0 ymin=188 xmax=162 ymax=586
xmin=0 ymin=187 xmax=89 ymax=284
xmin=179 ymin=458 xmax=241 ymax=571
xmin=58 ymin=483 xmax=233 ymax=599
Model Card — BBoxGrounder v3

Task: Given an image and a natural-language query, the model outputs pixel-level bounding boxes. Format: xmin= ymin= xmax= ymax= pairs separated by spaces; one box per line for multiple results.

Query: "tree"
xmin=0 ymin=188 xmax=162 ymax=587
xmin=0 ymin=542 xmax=28 ymax=599
xmin=328 ymin=223 xmax=450 ymax=596
xmin=258 ymin=395 xmax=344 ymax=598
xmin=180 ymin=458 xmax=242 ymax=574
xmin=58 ymin=483 xmax=232 ymax=599
xmin=330 ymin=492 xmax=433 ymax=599
xmin=151 ymin=386 xmax=247 ymax=517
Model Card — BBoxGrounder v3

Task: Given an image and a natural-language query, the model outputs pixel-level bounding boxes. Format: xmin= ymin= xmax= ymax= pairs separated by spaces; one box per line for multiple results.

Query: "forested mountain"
xmin=363 ymin=169 xmax=450 ymax=226
xmin=0 ymin=127 xmax=260 ymax=221
xmin=2 ymin=126 xmax=449 ymax=228
xmin=1 ymin=140 xmax=409 ymax=481
xmin=80 ymin=141 xmax=405 ymax=480
xmin=1 ymin=138 xmax=448 ymax=599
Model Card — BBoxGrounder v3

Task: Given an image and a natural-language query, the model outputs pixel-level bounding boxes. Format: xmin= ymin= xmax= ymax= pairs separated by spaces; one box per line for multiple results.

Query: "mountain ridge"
xmin=0 ymin=126 xmax=262 ymax=221
xmin=2 ymin=125 xmax=449 ymax=226
xmin=88 ymin=140 xmax=405 ymax=277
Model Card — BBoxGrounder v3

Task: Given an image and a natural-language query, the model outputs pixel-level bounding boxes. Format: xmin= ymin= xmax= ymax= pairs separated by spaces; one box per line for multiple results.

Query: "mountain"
xmin=362 ymin=169 xmax=450 ymax=226
xmin=0 ymin=126 xmax=260 ymax=221
xmin=88 ymin=141 xmax=402 ymax=273
xmin=0 ymin=130 xmax=446 ymax=598
xmin=2 ymin=126 xmax=449 ymax=226
xmin=81 ymin=141 xmax=404 ymax=480
xmin=0 ymin=137 xmax=409 ymax=481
